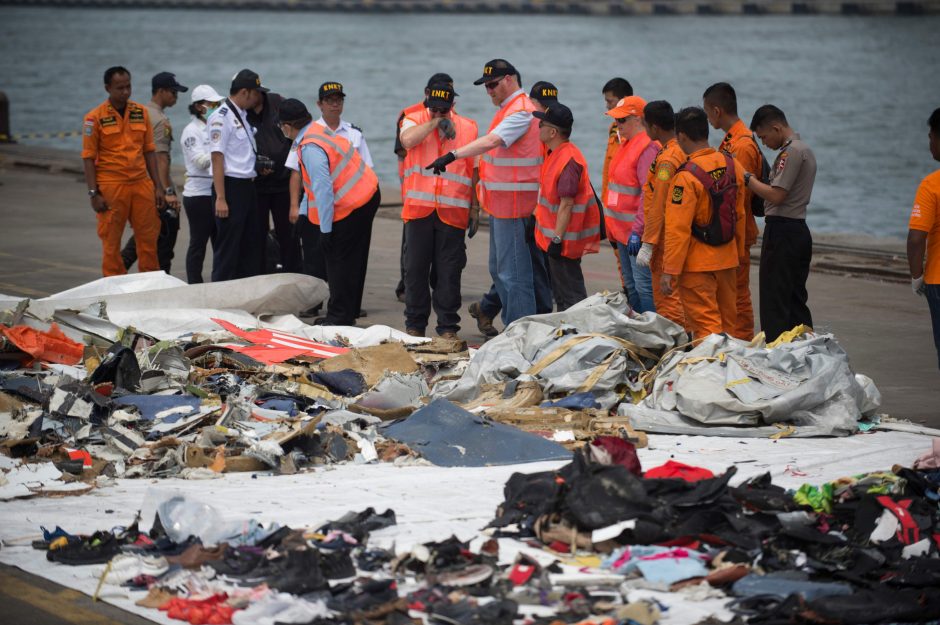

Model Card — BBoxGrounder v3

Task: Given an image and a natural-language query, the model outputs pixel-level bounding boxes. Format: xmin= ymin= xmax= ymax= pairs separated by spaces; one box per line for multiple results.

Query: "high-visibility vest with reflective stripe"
xmin=401 ymin=108 xmax=479 ymax=229
xmin=605 ymin=131 xmax=652 ymax=244
xmin=478 ymin=92 xmax=543 ymax=219
xmin=298 ymin=123 xmax=379 ymax=225
xmin=534 ymin=141 xmax=601 ymax=259
xmin=396 ymin=101 xmax=424 ymax=182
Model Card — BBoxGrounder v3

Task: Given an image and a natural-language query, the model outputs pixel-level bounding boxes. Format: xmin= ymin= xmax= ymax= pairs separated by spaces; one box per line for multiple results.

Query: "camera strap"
xmin=225 ymin=98 xmax=258 ymax=155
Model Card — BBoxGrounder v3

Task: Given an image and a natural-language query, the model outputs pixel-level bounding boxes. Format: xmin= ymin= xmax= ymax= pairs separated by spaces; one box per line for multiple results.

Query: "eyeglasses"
xmin=615 ymin=117 xmax=629 ymax=124
xmin=538 ymin=121 xmax=558 ymax=130
xmin=484 ymin=76 xmax=506 ymax=91
xmin=429 ymin=107 xmax=451 ymax=114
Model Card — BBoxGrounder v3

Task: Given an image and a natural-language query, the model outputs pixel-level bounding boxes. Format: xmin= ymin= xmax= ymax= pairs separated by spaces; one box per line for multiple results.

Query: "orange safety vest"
xmin=298 ymin=123 xmax=379 ymax=226
xmin=397 ymin=101 xmax=424 ymax=182
xmin=605 ymin=131 xmax=652 ymax=244
xmin=478 ymin=92 xmax=543 ymax=219
xmin=534 ymin=141 xmax=601 ymax=259
xmin=401 ymin=108 xmax=479 ymax=229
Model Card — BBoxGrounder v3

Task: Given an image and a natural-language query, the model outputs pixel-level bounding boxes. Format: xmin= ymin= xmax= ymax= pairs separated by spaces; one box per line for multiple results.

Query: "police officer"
xmin=745 ymin=104 xmax=817 ymax=343
xmin=209 ymin=68 xmax=268 ymax=282
xmin=121 ymin=71 xmax=188 ymax=273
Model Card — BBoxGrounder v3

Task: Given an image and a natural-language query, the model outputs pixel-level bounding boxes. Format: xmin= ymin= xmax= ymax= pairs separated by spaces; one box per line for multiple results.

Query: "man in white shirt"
xmin=208 ymin=68 xmax=267 ymax=282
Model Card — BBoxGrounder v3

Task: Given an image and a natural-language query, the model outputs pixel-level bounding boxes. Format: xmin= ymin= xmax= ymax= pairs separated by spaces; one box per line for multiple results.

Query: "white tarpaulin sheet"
xmin=1 ymin=431 xmax=931 ymax=625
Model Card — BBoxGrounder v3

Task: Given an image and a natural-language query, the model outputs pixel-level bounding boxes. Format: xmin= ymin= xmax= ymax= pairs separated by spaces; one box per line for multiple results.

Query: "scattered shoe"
xmin=468 ymin=302 xmax=498 ymax=337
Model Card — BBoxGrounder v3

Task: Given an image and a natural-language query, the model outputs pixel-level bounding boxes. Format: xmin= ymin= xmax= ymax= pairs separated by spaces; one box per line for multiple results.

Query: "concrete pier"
xmin=0 ymin=0 xmax=937 ymax=15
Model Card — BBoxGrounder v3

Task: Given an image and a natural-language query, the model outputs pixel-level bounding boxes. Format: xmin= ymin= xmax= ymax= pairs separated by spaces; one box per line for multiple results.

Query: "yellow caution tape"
xmin=768 ymin=324 xmax=814 ymax=348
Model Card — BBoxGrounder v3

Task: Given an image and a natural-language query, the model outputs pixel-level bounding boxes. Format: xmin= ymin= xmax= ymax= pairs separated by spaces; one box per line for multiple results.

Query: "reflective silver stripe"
xmin=538 ymin=196 xmax=590 ymax=214
xmin=537 ymin=223 xmax=600 ymax=241
xmin=481 ymin=154 xmax=544 ymax=167
xmin=608 ymin=182 xmax=642 ymax=196
xmin=334 ymin=160 xmax=367 ymax=202
xmin=330 ymin=144 xmax=355 ymax=182
xmin=603 ymin=207 xmax=636 ymax=222
xmin=402 ymin=165 xmax=472 ymax=187
xmin=482 ymin=181 xmax=540 ymax=192
xmin=405 ymin=190 xmax=471 ymax=209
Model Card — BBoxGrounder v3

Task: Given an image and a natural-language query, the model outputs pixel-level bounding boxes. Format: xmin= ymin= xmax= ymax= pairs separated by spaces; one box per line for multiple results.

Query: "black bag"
xmin=680 ymin=153 xmax=738 ymax=246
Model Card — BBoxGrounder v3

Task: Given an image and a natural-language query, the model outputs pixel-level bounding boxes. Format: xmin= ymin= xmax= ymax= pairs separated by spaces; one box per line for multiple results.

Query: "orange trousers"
xmin=96 ymin=180 xmax=160 ymax=276
xmin=650 ymin=244 xmax=686 ymax=326
xmin=678 ymin=267 xmax=738 ymax=339
xmin=733 ymin=250 xmax=755 ymax=340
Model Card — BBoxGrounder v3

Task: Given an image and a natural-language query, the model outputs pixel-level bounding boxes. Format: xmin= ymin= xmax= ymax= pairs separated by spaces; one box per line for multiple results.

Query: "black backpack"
xmin=680 ymin=153 xmax=738 ymax=246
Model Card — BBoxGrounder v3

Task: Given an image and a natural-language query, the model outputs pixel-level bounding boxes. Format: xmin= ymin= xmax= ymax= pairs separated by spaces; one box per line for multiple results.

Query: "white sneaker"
xmin=95 ymin=553 xmax=169 ymax=585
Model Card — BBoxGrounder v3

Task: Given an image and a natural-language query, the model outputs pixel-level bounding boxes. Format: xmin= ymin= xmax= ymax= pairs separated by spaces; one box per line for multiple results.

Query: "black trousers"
xmin=547 ymin=254 xmax=587 ymax=311
xmin=297 ymin=216 xmax=327 ymax=281
xmin=211 ymin=177 xmax=260 ymax=282
xmin=759 ymin=216 xmax=813 ymax=342
xmin=121 ymin=208 xmax=179 ymax=273
xmin=182 ymin=195 xmax=216 ymax=284
xmin=404 ymin=212 xmax=467 ymax=335
xmin=323 ymin=189 xmax=381 ymax=325
xmin=256 ymin=190 xmax=300 ymax=273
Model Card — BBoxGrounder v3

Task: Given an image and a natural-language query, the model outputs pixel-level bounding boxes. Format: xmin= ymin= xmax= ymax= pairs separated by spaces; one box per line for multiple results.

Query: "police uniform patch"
xmin=776 ymin=151 xmax=788 ymax=174
xmin=657 ymin=166 xmax=672 ymax=182
xmin=671 ymin=186 xmax=684 ymax=204
xmin=210 ymin=129 xmax=222 ymax=143
xmin=100 ymin=116 xmax=117 ymax=127
xmin=129 ymin=108 xmax=145 ymax=122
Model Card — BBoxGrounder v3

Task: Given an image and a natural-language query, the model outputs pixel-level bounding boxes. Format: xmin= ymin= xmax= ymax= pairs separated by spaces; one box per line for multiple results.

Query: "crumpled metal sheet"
xmin=620 ymin=332 xmax=880 ymax=437
xmin=432 ymin=292 xmax=686 ymax=404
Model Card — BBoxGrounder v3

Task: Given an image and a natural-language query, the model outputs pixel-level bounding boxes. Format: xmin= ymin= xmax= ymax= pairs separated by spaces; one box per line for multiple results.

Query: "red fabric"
xmin=876 ymin=496 xmax=920 ymax=545
xmin=212 ymin=318 xmax=348 ymax=364
xmin=0 ymin=323 xmax=83 ymax=365
xmin=590 ymin=436 xmax=642 ymax=475
xmin=644 ymin=460 xmax=714 ymax=482
xmin=508 ymin=563 xmax=536 ymax=586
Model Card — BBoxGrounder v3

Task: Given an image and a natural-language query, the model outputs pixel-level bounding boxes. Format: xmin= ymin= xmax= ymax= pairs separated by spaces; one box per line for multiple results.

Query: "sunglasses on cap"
xmin=484 ymin=75 xmax=506 ymax=91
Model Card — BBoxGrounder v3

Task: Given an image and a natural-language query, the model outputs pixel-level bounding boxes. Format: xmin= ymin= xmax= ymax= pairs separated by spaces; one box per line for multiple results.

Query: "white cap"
xmin=190 ymin=84 xmax=224 ymax=104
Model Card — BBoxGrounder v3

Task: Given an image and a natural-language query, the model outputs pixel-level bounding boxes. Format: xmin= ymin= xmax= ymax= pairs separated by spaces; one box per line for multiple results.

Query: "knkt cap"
xmin=426 ymin=83 xmax=456 ymax=109
xmin=190 ymin=84 xmax=224 ymax=104
xmin=606 ymin=96 xmax=647 ymax=119
xmin=277 ymin=98 xmax=311 ymax=124
xmin=529 ymin=81 xmax=558 ymax=104
xmin=472 ymin=59 xmax=518 ymax=86
xmin=318 ymin=81 xmax=346 ymax=100
xmin=230 ymin=69 xmax=269 ymax=93
xmin=152 ymin=72 xmax=188 ymax=93
xmin=533 ymin=103 xmax=574 ymax=131
xmin=426 ymin=73 xmax=457 ymax=96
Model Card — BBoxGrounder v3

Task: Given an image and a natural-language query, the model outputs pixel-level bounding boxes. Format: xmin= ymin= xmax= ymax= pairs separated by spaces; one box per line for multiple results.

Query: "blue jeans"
xmin=617 ymin=242 xmax=655 ymax=313
xmin=927 ymin=283 xmax=940 ymax=370
xmin=481 ymin=215 xmax=537 ymax=327
xmin=480 ymin=216 xmax=553 ymax=322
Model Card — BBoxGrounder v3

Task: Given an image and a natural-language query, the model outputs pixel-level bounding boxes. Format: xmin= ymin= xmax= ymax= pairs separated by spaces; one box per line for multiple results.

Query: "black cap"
xmin=426 ymin=73 xmax=458 ymax=96
xmin=152 ymin=72 xmax=188 ymax=93
xmin=533 ymin=103 xmax=574 ymax=131
xmin=318 ymin=81 xmax=345 ymax=100
xmin=277 ymin=98 xmax=311 ymax=124
xmin=426 ymin=83 xmax=455 ymax=109
xmin=529 ymin=81 xmax=558 ymax=104
xmin=472 ymin=59 xmax=517 ymax=86
xmin=231 ymin=69 xmax=269 ymax=93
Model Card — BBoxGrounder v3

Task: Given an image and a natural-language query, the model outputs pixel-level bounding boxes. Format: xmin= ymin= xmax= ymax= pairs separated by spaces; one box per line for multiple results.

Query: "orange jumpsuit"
xmin=601 ymin=121 xmax=626 ymax=289
xmin=641 ymin=137 xmax=687 ymax=326
xmin=82 ymin=100 xmax=160 ymax=277
xmin=663 ymin=148 xmax=746 ymax=339
xmin=718 ymin=119 xmax=761 ymax=340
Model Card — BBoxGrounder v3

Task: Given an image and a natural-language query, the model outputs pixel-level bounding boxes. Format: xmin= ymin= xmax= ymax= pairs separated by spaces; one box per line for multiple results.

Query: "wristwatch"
xmin=165 ymin=186 xmax=176 ymax=195
xmin=88 ymin=189 xmax=98 ymax=197
xmin=743 ymin=172 xmax=753 ymax=187
xmin=551 ymin=235 xmax=562 ymax=244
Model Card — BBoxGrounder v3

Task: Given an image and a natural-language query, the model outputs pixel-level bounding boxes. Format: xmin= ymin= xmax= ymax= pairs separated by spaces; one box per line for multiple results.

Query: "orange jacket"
xmin=534 ymin=141 xmax=600 ymax=259
xmin=719 ymin=119 xmax=761 ymax=247
xmin=82 ymin=100 xmax=155 ymax=183
xmin=478 ymin=93 xmax=543 ymax=219
xmin=600 ymin=121 xmax=619 ymax=202
xmin=401 ymin=108 xmax=479 ymax=229
xmin=641 ymin=137 xmax=686 ymax=247
xmin=298 ymin=124 xmax=379 ymax=225
xmin=605 ymin=131 xmax=654 ymax=244
xmin=663 ymin=148 xmax=746 ymax=275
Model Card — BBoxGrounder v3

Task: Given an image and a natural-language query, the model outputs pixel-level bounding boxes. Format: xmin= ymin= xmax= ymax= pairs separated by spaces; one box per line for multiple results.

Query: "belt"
xmin=765 ymin=216 xmax=805 ymax=223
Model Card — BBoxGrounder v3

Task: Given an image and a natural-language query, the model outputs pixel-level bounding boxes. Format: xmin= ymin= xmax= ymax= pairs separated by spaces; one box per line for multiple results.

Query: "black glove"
xmin=426 ymin=151 xmax=456 ymax=175
xmin=467 ymin=207 xmax=480 ymax=239
xmin=437 ymin=118 xmax=457 ymax=141
xmin=319 ymin=231 xmax=333 ymax=256
xmin=547 ymin=240 xmax=563 ymax=259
